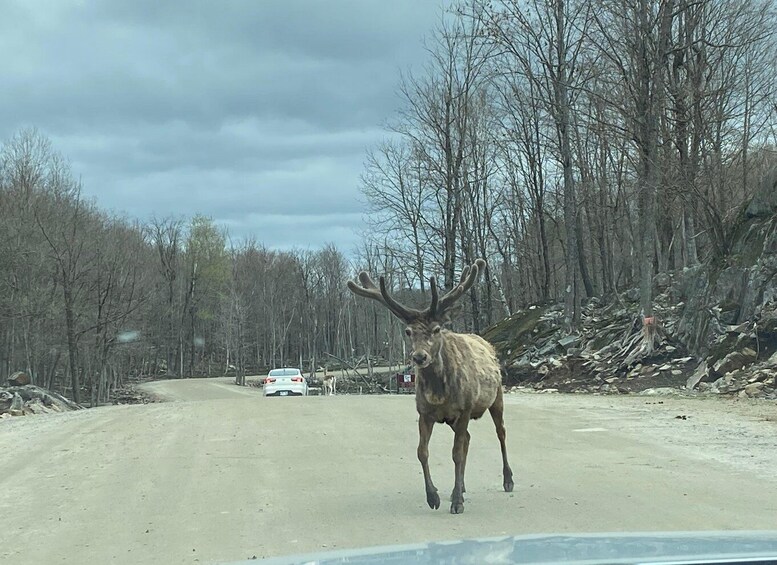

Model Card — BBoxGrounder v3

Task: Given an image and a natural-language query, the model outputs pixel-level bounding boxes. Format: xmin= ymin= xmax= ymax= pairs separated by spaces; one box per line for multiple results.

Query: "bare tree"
xmin=149 ymin=217 xmax=184 ymax=375
xmin=476 ymin=0 xmax=594 ymax=329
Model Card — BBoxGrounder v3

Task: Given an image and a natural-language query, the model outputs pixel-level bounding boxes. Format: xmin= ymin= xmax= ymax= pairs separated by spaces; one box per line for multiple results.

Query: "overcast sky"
xmin=0 ymin=1 xmax=448 ymax=253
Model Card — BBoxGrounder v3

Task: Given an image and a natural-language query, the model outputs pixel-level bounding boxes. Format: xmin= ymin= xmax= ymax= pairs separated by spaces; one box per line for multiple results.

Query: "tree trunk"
xmin=63 ymin=282 xmax=81 ymax=404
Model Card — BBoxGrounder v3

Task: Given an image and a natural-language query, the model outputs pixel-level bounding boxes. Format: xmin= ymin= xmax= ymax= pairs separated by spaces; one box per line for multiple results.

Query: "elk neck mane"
xmin=417 ymin=328 xmax=462 ymax=403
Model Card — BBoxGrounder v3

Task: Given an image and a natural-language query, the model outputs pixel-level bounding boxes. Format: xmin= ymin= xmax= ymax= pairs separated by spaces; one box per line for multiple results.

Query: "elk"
xmin=322 ymin=372 xmax=337 ymax=396
xmin=347 ymin=259 xmax=513 ymax=514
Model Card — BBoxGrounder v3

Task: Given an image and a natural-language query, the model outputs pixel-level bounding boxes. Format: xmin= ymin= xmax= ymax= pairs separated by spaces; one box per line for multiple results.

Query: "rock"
xmin=665 ymin=345 xmax=677 ymax=353
xmin=658 ymin=364 xmax=673 ymax=371
xmin=748 ymin=373 xmax=770 ymax=383
xmin=686 ymin=362 xmax=710 ymax=390
xmin=538 ymin=341 xmax=559 ymax=356
xmin=713 ymin=375 xmax=731 ymax=388
xmin=604 ymin=376 xmax=620 ymax=384
xmin=671 ymin=370 xmax=683 ymax=376
xmin=9 ymin=393 xmax=24 ymax=416
xmin=7 ymin=372 xmax=31 ymax=386
xmin=540 ymin=388 xmax=559 ymax=394
xmin=0 ymin=384 xmax=81 ymax=414
xmin=625 ymin=288 xmax=640 ymax=303
xmin=717 ymin=301 xmax=741 ymax=325
xmin=0 ymin=391 xmax=13 ymax=413
xmin=744 ymin=382 xmax=765 ymax=396
xmin=713 ymin=348 xmax=757 ymax=375
xmin=558 ymin=335 xmax=581 ymax=349
xmin=641 ymin=387 xmax=680 ymax=395
xmin=654 ymin=272 xmax=672 ymax=291
xmin=23 ymin=399 xmax=51 ymax=415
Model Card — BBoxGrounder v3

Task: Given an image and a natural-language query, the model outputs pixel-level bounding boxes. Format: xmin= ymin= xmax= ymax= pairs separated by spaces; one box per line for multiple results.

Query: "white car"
xmin=263 ymin=368 xmax=308 ymax=397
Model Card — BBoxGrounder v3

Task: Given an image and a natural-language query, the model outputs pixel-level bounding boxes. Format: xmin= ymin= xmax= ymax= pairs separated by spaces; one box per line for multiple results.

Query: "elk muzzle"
xmin=412 ymin=352 xmax=429 ymax=367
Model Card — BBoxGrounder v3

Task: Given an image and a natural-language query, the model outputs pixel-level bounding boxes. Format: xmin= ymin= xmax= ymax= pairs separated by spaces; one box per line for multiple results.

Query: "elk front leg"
xmin=450 ymin=416 xmax=471 ymax=514
xmin=417 ymin=415 xmax=439 ymax=509
xmin=447 ymin=423 xmax=470 ymax=496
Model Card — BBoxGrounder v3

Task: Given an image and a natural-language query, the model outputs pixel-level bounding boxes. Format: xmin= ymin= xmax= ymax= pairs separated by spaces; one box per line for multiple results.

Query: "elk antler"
xmin=347 ymin=259 xmax=487 ymax=322
xmin=346 ymin=271 xmax=422 ymax=322
xmin=432 ymin=259 xmax=486 ymax=316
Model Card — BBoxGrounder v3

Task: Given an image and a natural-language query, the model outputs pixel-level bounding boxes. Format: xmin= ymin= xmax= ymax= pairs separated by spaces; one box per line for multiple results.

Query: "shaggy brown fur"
xmin=347 ymin=258 xmax=513 ymax=514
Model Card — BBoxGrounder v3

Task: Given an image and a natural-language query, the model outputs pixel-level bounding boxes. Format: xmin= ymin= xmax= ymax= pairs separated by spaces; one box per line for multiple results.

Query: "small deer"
xmin=322 ymin=372 xmax=337 ymax=396
xmin=347 ymin=259 xmax=513 ymax=514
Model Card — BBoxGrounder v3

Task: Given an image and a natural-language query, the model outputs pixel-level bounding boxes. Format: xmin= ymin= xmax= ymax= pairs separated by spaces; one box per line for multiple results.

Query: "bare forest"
xmin=2 ymin=0 xmax=776 ymax=405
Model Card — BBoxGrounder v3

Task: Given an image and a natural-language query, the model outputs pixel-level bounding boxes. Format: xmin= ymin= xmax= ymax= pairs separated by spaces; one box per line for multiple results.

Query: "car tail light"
xmin=265 ymin=377 xmax=276 ymax=384
xmin=291 ymin=377 xmax=303 ymax=382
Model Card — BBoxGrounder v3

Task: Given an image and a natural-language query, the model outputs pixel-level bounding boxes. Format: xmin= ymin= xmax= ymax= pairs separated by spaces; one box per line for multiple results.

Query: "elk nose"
xmin=412 ymin=353 xmax=428 ymax=365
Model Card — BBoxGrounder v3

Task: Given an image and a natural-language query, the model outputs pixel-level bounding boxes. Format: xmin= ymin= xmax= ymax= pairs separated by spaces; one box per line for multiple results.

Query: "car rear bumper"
xmin=263 ymin=383 xmax=308 ymax=396
xmin=264 ymin=390 xmax=305 ymax=397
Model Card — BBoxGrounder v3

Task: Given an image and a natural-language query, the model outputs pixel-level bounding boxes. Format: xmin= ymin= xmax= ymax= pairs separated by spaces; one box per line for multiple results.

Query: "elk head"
xmin=347 ymin=259 xmax=486 ymax=369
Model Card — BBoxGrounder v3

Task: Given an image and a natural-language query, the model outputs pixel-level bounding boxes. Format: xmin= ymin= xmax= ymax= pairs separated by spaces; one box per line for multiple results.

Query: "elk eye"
xmin=433 ymin=326 xmax=441 ymax=334
xmin=405 ymin=328 xmax=412 ymax=336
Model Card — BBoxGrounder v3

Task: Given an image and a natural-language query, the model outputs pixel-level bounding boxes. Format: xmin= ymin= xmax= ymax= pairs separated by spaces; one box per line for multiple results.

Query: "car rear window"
xmin=268 ymin=368 xmax=301 ymax=376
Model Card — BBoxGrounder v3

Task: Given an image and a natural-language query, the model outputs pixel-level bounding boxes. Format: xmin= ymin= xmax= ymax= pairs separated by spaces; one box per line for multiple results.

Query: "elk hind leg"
xmin=489 ymin=389 xmax=514 ymax=492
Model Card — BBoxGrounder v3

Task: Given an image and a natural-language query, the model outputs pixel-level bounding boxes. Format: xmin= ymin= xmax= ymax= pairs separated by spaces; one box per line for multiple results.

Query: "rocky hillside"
xmin=485 ymin=169 xmax=777 ymax=400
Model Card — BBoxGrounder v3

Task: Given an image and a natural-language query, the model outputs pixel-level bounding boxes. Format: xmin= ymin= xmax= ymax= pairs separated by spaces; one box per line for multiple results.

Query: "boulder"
xmin=0 ymin=391 xmax=13 ymax=413
xmin=744 ymin=382 xmax=766 ymax=396
xmin=641 ymin=387 xmax=680 ymax=395
xmin=654 ymin=272 xmax=672 ymax=292
xmin=686 ymin=362 xmax=714 ymax=390
xmin=9 ymin=392 xmax=23 ymax=416
xmin=7 ymin=372 xmax=31 ymax=386
xmin=712 ymin=348 xmax=757 ymax=376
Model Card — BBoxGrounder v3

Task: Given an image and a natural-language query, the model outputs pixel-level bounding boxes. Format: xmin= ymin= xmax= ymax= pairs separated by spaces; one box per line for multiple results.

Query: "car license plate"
xmin=280 ymin=391 xmax=288 ymax=396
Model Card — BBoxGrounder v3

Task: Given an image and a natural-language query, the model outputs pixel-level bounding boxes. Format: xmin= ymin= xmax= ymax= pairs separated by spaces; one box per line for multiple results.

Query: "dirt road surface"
xmin=1 ymin=378 xmax=776 ymax=564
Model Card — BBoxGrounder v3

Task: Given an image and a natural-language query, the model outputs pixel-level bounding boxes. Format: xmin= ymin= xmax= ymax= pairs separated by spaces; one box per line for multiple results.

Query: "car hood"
xmin=228 ymin=531 xmax=777 ymax=565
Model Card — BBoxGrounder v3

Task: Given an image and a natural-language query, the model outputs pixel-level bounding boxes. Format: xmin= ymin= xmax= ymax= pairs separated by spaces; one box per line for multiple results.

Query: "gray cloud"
xmin=0 ymin=0 xmax=447 ymax=253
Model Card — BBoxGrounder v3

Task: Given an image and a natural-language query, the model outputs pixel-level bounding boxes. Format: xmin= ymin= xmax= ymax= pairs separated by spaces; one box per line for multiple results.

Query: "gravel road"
xmin=1 ymin=378 xmax=775 ymax=564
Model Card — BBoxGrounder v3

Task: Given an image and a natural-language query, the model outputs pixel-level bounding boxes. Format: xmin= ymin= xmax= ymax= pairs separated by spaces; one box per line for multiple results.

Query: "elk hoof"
xmin=504 ymin=478 xmax=514 ymax=492
xmin=426 ymin=490 xmax=440 ymax=510
xmin=450 ymin=501 xmax=465 ymax=514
